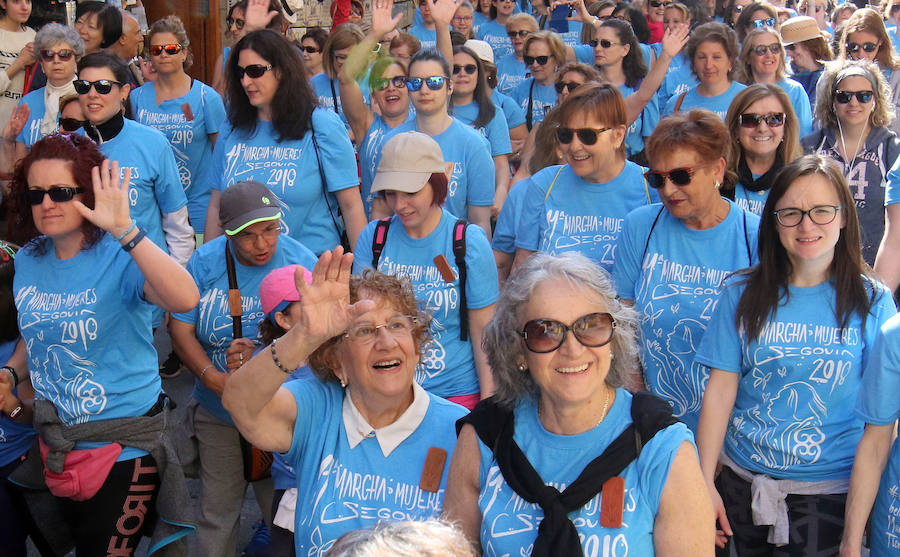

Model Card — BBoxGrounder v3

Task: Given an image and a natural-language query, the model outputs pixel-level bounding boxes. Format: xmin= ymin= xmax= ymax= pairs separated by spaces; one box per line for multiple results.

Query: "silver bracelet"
xmin=270 ymin=338 xmax=293 ymax=374
xmin=199 ymin=363 xmax=214 ymax=378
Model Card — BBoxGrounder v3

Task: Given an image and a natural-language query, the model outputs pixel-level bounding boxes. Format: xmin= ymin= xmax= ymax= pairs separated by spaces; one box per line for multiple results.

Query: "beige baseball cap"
xmin=371 ymin=132 xmax=447 ymax=194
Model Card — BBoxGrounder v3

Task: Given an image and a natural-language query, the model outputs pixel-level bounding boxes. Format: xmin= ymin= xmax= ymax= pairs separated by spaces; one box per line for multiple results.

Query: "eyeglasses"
xmin=332 ymin=52 xmax=349 ymax=62
xmin=454 ymin=15 xmax=474 ymax=22
xmin=739 ymin=112 xmax=785 ymax=128
xmin=453 ymin=63 xmax=477 ymax=75
xmin=751 ymin=17 xmax=776 ymax=28
xmin=644 ymin=163 xmax=712 ymax=188
xmin=834 ymin=90 xmax=874 ymax=104
xmin=519 ymin=312 xmax=616 ymax=353
xmin=40 ymin=49 xmax=75 ymax=62
xmin=406 ymin=75 xmax=448 ymax=91
xmin=784 ymin=43 xmax=796 ymax=51
xmin=589 ymin=38 xmax=622 ymax=48
xmin=235 ymin=64 xmax=272 ymax=79
xmin=59 ymin=117 xmax=88 ymax=132
xmin=524 ymin=55 xmax=550 ymax=66
xmin=750 ymin=43 xmax=781 ymax=56
xmin=301 ymin=45 xmax=320 ymax=54
xmin=649 ymin=0 xmax=664 ymax=6
xmin=773 ymin=205 xmax=841 ymax=227
xmin=554 ymin=80 xmax=582 ymax=94
xmin=846 ymin=41 xmax=879 ymax=54
xmin=373 ymin=75 xmax=407 ymax=90
xmin=150 ymin=43 xmax=183 ymax=56
xmin=507 ymin=29 xmax=530 ymax=38
xmin=344 ymin=315 xmax=418 ymax=344
xmin=226 ymin=17 xmax=245 ymax=30
xmin=232 ymin=224 xmax=282 ymax=245
xmin=25 ymin=186 xmax=85 ymax=205
xmin=73 ymin=79 xmax=122 ymax=95
xmin=555 ymin=127 xmax=611 ymax=145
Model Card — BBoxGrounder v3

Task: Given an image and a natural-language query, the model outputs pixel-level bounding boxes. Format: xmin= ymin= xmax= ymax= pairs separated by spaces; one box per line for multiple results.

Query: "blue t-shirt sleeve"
xmin=573 ymin=44 xmax=593 ymax=64
xmin=464 ymin=224 xmax=499 ymax=309
xmin=352 ymin=220 xmax=378 ymax=273
xmin=634 ymin=422 xmax=695 ymax=512
xmin=201 ymin=84 xmax=227 ymax=135
xmin=501 ymin=96 xmax=526 ymax=128
xmin=492 ymin=180 xmax=526 ymax=253
xmin=486 ymin=110 xmax=512 ymax=156
xmin=613 ymin=206 xmax=657 ymax=301
xmin=641 ymin=94 xmax=660 ymax=140
xmin=153 ymin=138 xmax=189 ymax=213
xmin=281 ymin=379 xmax=333 ymax=464
xmin=118 ymin=250 xmax=148 ymax=303
xmin=693 ymin=279 xmax=745 ymax=373
xmin=860 ymin=283 xmax=899 ymax=372
xmin=465 ymin=137 xmax=496 ymax=207
xmin=515 ymin=174 xmax=547 ymax=251
xmin=662 ymin=93 xmax=679 ymax=118
xmin=856 ymin=314 xmax=900 ymax=425
xmin=887 ymin=156 xmax=900 ymax=205
xmin=312 ymin=109 xmax=359 ymax=192
xmin=171 ymin=250 xmax=206 ymax=324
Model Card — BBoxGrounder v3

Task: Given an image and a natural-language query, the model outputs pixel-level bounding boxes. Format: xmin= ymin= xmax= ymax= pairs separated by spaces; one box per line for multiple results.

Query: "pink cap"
xmin=260 ymin=265 xmax=313 ymax=318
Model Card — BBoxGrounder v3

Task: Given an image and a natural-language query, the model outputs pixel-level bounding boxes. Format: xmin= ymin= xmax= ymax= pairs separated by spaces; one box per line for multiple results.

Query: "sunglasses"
xmin=751 ymin=17 xmax=776 ymax=28
xmin=784 ymin=43 xmax=796 ymax=51
xmin=453 ymin=63 xmax=477 ymax=75
xmin=25 ymin=186 xmax=85 ymax=206
xmin=555 ymin=126 xmax=611 ymax=145
xmin=373 ymin=75 xmax=407 ymax=90
xmin=40 ymin=49 xmax=75 ymax=62
xmin=773 ymin=205 xmax=841 ymax=227
xmin=73 ymin=79 xmax=122 ymax=95
xmin=588 ymin=38 xmax=623 ymax=49
xmin=150 ymin=43 xmax=183 ymax=56
xmin=406 ymin=75 xmax=448 ymax=91
xmin=226 ymin=17 xmax=245 ymax=30
xmin=235 ymin=64 xmax=272 ymax=79
xmin=649 ymin=0 xmax=664 ymax=6
xmin=644 ymin=163 xmax=711 ymax=188
xmin=301 ymin=45 xmax=320 ymax=54
xmin=750 ymin=43 xmax=781 ymax=56
xmin=846 ymin=41 xmax=878 ymax=54
xmin=834 ymin=90 xmax=874 ymax=104
xmin=739 ymin=112 xmax=785 ymax=128
xmin=524 ymin=55 xmax=550 ymax=66
xmin=554 ymin=80 xmax=582 ymax=93
xmin=507 ymin=30 xmax=530 ymax=38
xmin=59 ymin=117 xmax=88 ymax=132
xmin=520 ymin=312 xmax=616 ymax=353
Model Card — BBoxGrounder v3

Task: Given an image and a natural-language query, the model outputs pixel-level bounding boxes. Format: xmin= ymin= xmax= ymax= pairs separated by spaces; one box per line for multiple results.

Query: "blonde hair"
xmin=737 ymin=27 xmax=787 ymax=83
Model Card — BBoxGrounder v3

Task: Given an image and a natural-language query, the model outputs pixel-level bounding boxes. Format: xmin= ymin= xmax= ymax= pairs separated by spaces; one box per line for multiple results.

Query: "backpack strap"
xmin=526 ymin=79 xmax=536 ymax=131
xmin=673 ymin=91 xmax=687 ymax=113
xmin=371 ymin=217 xmax=392 ymax=267
xmin=544 ymin=166 xmax=565 ymax=201
xmin=640 ymin=206 xmax=666 ymax=266
xmin=453 ymin=219 xmax=469 ymax=342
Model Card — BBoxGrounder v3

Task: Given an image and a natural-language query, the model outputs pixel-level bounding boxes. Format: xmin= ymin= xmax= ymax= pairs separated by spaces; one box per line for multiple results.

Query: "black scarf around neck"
xmin=734 ymin=152 xmax=783 ymax=196
xmin=84 ymin=111 xmax=125 ymax=144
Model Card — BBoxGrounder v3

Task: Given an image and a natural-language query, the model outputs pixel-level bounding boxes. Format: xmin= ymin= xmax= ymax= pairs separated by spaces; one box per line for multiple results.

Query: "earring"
xmin=517 ymin=363 xmax=527 ymax=372
xmin=339 ymin=377 xmax=347 ymax=388
xmin=714 ymin=180 xmax=721 ymax=189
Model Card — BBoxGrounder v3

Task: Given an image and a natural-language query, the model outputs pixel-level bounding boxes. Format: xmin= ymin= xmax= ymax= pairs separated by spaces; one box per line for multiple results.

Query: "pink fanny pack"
xmin=39 ymin=438 xmax=122 ymax=501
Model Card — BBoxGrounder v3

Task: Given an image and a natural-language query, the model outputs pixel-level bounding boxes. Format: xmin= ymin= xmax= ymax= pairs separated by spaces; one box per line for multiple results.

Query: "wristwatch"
xmin=8 ymin=399 xmax=23 ymax=419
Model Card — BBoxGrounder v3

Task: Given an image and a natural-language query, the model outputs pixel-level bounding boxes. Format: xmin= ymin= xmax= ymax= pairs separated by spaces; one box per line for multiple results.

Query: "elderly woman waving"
xmin=223 ymin=251 xmax=467 ymax=556
xmin=443 ymin=251 xmax=715 ymax=556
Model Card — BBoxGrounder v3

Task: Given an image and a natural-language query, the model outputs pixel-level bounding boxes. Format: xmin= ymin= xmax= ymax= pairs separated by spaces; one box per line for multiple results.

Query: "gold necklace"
xmin=538 ymin=386 xmax=612 ymax=429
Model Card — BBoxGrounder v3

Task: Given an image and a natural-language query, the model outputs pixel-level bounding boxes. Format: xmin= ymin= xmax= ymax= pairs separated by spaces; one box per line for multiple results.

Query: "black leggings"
xmin=59 ymin=455 xmax=160 ymax=556
xmin=270 ymin=488 xmax=296 ymax=557
xmin=1 ymin=454 xmax=52 ymax=557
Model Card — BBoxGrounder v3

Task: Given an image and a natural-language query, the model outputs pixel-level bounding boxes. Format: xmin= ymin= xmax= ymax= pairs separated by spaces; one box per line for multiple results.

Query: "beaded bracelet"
xmin=199 ymin=364 xmax=214 ymax=378
xmin=122 ymin=229 xmax=147 ymax=252
xmin=114 ymin=221 xmax=136 ymax=242
xmin=270 ymin=338 xmax=293 ymax=374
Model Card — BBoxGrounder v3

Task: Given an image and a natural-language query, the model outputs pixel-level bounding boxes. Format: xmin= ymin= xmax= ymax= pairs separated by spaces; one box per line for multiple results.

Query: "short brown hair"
xmin=555 ymin=82 xmax=628 ymax=156
xmin=687 ymin=22 xmax=740 ymax=81
xmin=839 ymin=8 xmax=900 ymax=70
xmin=523 ymin=31 xmax=566 ymax=68
xmin=390 ymin=32 xmax=421 ymax=56
xmin=148 ymin=15 xmax=193 ymax=69
xmin=323 ymin=23 xmax=365 ymax=78
xmin=646 ymin=109 xmax=730 ymax=170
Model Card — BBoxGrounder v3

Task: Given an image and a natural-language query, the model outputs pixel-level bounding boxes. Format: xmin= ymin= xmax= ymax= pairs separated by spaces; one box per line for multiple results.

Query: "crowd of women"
xmin=4 ymin=0 xmax=900 ymax=555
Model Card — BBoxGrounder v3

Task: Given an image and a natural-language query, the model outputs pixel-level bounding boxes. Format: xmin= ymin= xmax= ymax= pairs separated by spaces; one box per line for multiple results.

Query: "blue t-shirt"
xmin=855 ymin=313 xmax=900 ymax=557
xmin=776 ymin=78 xmax=813 ymax=137
xmin=384 ymin=119 xmax=495 ymax=219
xmin=173 ymin=235 xmax=316 ymax=423
xmin=732 ymin=180 xmax=770 ymax=216
xmin=408 ymin=24 xmax=437 ymax=49
xmin=131 ymin=80 xmax=227 ymax=235
xmin=358 ymin=113 xmax=412 ymax=217
xmin=516 ymin=163 xmax=658 ymax=272
xmin=283 ymin=379 xmax=466 ymax=555
xmin=695 ymin=276 xmax=897 ymax=480
xmin=663 ymin=81 xmax=746 ymax=120
xmin=16 ymin=88 xmax=49 ymax=148
xmin=353 ymin=210 xmax=499 ymax=398
xmin=0 ymin=338 xmax=34 ymax=467
xmin=495 ymin=54 xmax=527 ymax=96
xmin=476 ymin=20 xmax=513 ymax=60
xmin=210 ymin=109 xmax=360 ymax=255
xmin=491 ymin=89 xmax=526 ymax=128
xmin=655 ymin=52 xmax=697 ymax=110
xmin=492 ymin=177 xmax=529 ymax=254
xmin=271 ymin=366 xmax=315 ymax=490
xmin=310 ymin=73 xmax=370 ymax=133
xmin=451 ymin=101 xmax=512 ymax=156
xmin=510 ymin=77 xmax=556 ymax=128
xmin=613 ymin=201 xmax=760 ymax=431
xmin=618 ymin=83 xmax=659 ymax=157
xmin=473 ymin=11 xmax=490 ymax=32
xmin=477 ymin=391 xmax=693 ymax=556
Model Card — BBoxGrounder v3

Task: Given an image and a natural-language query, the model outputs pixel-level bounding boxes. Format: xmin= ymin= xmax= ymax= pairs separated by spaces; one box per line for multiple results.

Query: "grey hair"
xmin=484 ymin=252 xmax=640 ymax=409
xmin=325 ymin=519 xmax=476 ymax=557
xmin=35 ymin=23 xmax=86 ymax=58
xmin=458 ymin=0 xmax=475 ymax=10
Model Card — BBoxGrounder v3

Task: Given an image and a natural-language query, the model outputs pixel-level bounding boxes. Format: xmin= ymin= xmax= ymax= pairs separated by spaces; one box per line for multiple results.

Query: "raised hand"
xmin=2 ymin=103 xmax=29 ymax=143
xmin=371 ymin=0 xmax=403 ymax=40
xmin=73 ymin=160 xmax=133 ymax=238
xmin=0 ymin=368 xmax=15 ymax=414
xmin=18 ymin=42 xmax=35 ymax=67
xmin=427 ymin=0 xmax=461 ymax=29
xmin=244 ymin=0 xmax=280 ymax=32
xmin=661 ymin=23 xmax=690 ymax=59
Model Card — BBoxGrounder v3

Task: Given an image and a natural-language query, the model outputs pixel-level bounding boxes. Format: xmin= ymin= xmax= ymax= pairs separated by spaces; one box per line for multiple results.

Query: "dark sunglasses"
xmin=26 ymin=186 xmax=85 ymax=206
xmin=301 ymin=45 xmax=320 ymax=54
xmin=59 ymin=117 xmax=88 ymax=132
xmin=644 ymin=163 xmax=711 ymax=188
xmin=520 ymin=312 xmax=616 ymax=353
xmin=73 ymin=79 xmax=122 ymax=95
xmin=226 ymin=17 xmax=245 ymax=30
xmin=453 ymin=63 xmax=477 ymax=75
xmin=846 ymin=41 xmax=878 ymax=54
xmin=40 ymin=49 xmax=75 ymax=62
xmin=507 ymin=30 xmax=530 ymax=38
xmin=406 ymin=76 xmax=448 ymax=91
xmin=649 ymin=0 xmax=664 ymax=6
xmin=834 ymin=90 xmax=874 ymax=104
xmin=235 ymin=64 xmax=272 ymax=79
xmin=750 ymin=43 xmax=781 ymax=56
xmin=554 ymin=80 xmax=582 ymax=93
xmin=784 ymin=43 xmax=796 ymax=51
xmin=589 ymin=38 xmax=622 ymax=48
xmin=555 ymin=126 xmax=611 ymax=145
xmin=739 ymin=112 xmax=785 ymax=128
xmin=751 ymin=17 xmax=776 ymax=28
xmin=150 ymin=43 xmax=183 ymax=56
xmin=524 ymin=55 xmax=550 ymax=66
xmin=373 ymin=75 xmax=407 ymax=90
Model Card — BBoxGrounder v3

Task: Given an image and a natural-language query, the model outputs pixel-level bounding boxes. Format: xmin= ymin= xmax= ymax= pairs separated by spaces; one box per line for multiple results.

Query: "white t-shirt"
xmin=0 ymin=25 xmax=36 ymax=129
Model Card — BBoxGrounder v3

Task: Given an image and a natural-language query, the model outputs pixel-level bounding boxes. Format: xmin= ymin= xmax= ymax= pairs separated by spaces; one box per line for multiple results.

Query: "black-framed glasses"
xmin=59 ymin=117 xmax=88 ymax=132
xmin=344 ymin=315 xmax=418 ymax=344
xmin=555 ymin=127 xmax=611 ymax=145
xmin=589 ymin=38 xmax=622 ymax=48
xmin=773 ymin=205 xmax=841 ymax=227
xmin=644 ymin=163 xmax=712 ymax=188
xmin=750 ymin=43 xmax=781 ymax=56
xmin=507 ymin=29 xmax=530 ymax=38
xmin=524 ymin=55 xmax=549 ymax=66
xmin=739 ymin=112 xmax=785 ymax=128
xmin=649 ymin=0 xmax=663 ymax=6
xmin=150 ymin=43 xmax=183 ymax=56
xmin=73 ymin=79 xmax=122 ymax=95
xmin=25 ymin=186 xmax=85 ymax=205
xmin=751 ymin=17 xmax=776 ymax=28
xmin=406 ymin=76 xmax=448 ymax=91
xmin=554 ymin=80 xmax=582 ymax=94
xmin=846 ymin=41 xmax=878 ymax=54
xmin=235 ymin=64 xmax=272 ymax=79
xmin=373 ymin=75 xmax=407 ymax=91
xmin=520 ymin=312 xmax=616 ymax=353
xmin=834 ymin=90 xmax=874 ymax=104
xmin=226 ymin=17 xmax=245 ymax=30
xmin=301 ymin=45 xmax=320 ymax=54
xmin=40 ymin=49 xmax=74 ymax=62
xmin=454 ymin=15 xmax=474 ymax=22
xmin=784 ymin=43 xmax=796 ymax=51
xmin=453 ymin=63 xmax=477 ymax=75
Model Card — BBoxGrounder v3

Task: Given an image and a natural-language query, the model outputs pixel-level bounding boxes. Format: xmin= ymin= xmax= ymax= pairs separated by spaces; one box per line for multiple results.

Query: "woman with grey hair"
xmin=444 ymin=251 xmax=715 ymax=556
xmin=327 ymin=519 xmax=475 ymax=557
